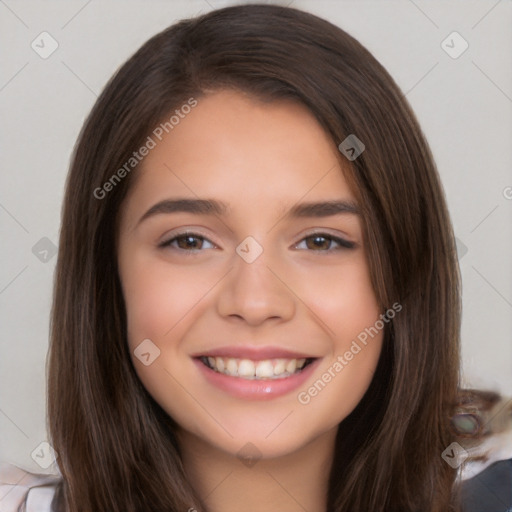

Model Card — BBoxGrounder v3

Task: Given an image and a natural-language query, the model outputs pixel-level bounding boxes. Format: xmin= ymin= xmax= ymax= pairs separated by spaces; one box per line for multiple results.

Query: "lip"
xmin=193 ymin=356 xmax=321 ymax=401
xmin=191 ymin=345 xmax=316 ymax=360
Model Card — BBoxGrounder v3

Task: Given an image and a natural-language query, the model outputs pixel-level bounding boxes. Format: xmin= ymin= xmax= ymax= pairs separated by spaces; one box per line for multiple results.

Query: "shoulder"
xmin=452 ymin=388 xmax=512 ymax=510
xmin=459 ymin=457 xmax=512 ymax=512
xmin=0 ymin=462 xmax=61 ymax=512
xmin=456 ymin=397 xmax=512 ymax=511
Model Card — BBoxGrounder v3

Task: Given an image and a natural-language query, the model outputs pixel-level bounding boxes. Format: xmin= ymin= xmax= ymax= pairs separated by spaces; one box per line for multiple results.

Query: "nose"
xmin=216 ymin=248 xmax=296 ymax=327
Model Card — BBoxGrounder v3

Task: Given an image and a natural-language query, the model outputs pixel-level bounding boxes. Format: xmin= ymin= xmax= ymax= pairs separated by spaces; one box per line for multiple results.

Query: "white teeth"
xmin=255 ymin=360 xmax=274 ymax=378
xmin=238 ymin=359 xmax=255 ymax=377
xmin=215 ymin=357 xmax=225 ymax=372
xmin=202 ymin=356 xmax=310 ymax=380
xmin=286 ymin=360 xmax=297 ymax=374
xmin=273 ymin=359 xmax=287 ymax=375
xmin=226 ymin=358 xmax=238 ymax=376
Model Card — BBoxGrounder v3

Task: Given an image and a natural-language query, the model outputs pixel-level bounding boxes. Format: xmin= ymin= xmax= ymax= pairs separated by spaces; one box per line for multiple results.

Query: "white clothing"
xmin=0 ymin=463 xmax=60 ymax=512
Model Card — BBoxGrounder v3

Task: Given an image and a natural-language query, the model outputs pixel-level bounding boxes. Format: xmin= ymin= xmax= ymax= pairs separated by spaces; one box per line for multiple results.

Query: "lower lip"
xmin=193 ymin=358 xmax=320 ymax=400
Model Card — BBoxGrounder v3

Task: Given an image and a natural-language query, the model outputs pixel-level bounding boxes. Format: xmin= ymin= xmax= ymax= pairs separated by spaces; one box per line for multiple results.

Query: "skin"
xmin=117 ymin=89 xmax=384 ymax=512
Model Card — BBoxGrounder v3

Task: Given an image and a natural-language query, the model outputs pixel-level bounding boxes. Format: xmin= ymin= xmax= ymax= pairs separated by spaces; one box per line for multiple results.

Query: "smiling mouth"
xmin=198 ymin=356 xmax=316 ymax=380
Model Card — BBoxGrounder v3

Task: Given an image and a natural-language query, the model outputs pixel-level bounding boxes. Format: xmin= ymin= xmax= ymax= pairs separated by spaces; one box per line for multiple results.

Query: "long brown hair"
xmin=47 ymin=4 xmax=462 ymax=511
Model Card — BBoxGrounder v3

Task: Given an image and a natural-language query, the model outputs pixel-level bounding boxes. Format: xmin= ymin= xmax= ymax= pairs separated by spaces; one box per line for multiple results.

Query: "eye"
xmin=295 ymin=233 xmax=355 ymax=251
xmin=159 ymin=232 xmax=216 ymax=251
xmin=158 ymin=231 xmax=355 ymax=253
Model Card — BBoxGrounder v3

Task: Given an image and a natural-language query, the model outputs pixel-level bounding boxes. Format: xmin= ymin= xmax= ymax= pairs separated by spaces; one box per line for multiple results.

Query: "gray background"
xmin=1 ymin=0 xmax=511 ymax=473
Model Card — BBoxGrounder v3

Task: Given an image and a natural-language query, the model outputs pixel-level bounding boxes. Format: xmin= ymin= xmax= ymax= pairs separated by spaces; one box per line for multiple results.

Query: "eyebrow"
xmin=287 ymin=199 xmax=359 ymax=217
xmin=138 ymin=198 xmax=228 ymax=225
xmin=137 ymin=197 xmax=360 ymax=225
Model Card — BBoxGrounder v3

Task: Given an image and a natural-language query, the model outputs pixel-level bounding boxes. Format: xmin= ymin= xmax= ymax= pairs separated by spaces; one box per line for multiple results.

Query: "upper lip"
xmin=192 ymin=345 xmax=318 ymax=360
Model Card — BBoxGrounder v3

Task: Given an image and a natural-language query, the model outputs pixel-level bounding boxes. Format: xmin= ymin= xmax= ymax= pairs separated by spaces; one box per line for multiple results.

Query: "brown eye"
xmin=296 ymin=233 xmax=355 ymax=251
xmin=307 ymin=235 xmax=331 ymax=250
xmin=176 ymin=235 xmax=204 ymax=250
xmin=159 ymin=233 xmax=215 ymax=251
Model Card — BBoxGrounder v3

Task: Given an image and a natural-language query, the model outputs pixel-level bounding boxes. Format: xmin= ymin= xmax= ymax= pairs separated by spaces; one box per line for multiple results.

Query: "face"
xmin=117 ymin=89 xmax=384 ymax=460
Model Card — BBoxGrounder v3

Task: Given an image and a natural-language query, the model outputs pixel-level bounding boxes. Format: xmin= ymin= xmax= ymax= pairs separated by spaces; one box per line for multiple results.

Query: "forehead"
xmin=121 ymin=89 xmax=357 ymax=222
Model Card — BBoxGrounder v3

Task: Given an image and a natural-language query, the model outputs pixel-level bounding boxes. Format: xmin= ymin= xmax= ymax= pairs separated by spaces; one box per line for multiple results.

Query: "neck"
xmin=178 ymin=428 xmax=337 ymax=512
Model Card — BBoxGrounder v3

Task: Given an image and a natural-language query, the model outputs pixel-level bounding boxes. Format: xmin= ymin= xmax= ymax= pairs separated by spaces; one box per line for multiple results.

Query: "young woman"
xmin=2 ymin=3 xmax=497 ymax=511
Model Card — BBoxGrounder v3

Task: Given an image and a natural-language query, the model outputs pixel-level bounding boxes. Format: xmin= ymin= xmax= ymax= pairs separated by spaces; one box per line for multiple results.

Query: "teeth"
xmin=202 ymin=356 xmax=310 ymax=380
xmin=226 ymin=358 xmax=238 ymax=376
xmin=215 ymin=357 xmax=225 ymax=372
xmin=238 ymin=359 xmax=255 ymax=377
xmin=255 ymin=360 xmax=274 ymax=378
xmin=286 ymin=360 xmax=297 ymax=374
xmin=273 ymin=359 xmax=286 ymax=374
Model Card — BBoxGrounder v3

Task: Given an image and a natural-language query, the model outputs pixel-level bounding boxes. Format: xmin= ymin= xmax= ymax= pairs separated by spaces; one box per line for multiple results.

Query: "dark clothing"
xmin=461 ymin=458 xmax=512 ymax=512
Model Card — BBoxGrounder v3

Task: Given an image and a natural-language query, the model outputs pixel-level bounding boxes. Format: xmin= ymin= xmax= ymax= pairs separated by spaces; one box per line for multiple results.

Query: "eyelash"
xmin=158 ymin=231 xmax=355 ymax=253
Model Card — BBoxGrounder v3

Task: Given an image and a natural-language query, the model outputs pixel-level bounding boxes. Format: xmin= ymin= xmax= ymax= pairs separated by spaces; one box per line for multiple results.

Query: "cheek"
xmin=121 ymin=254 xmax=214 ymax=347
xmin=291 ymin=257 xmax=383 ymax=418
xmin=119 ymin=254 xmax=212 ymax=426
xmin=295 ymin=256 xmax=381 ymax=343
